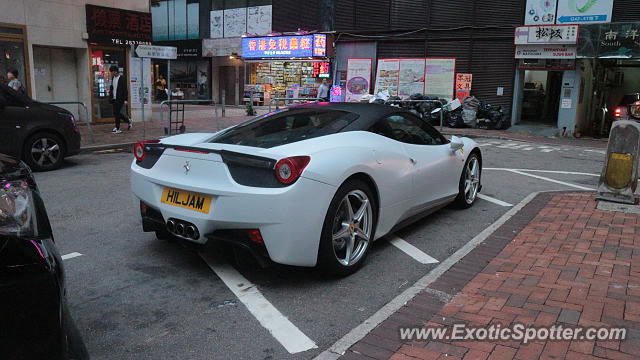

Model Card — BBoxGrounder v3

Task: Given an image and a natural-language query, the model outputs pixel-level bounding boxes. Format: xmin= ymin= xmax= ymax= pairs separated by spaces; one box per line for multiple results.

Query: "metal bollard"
xmin=221 ymin=89 xmax=226 ymax=118
xmin=596 ymin=120 xmax=640 ymax=204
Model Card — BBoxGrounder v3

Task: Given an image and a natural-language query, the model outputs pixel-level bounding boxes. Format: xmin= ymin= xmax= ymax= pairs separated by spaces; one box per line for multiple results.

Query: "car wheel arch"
xmin=342 ymin=172 xmax=380 ymax=220
xmin=469 ymin=147 xmax=482 ymax=168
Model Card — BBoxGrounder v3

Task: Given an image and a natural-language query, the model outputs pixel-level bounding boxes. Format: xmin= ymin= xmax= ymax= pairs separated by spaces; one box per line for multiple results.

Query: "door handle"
xmin=409 ymin=158 xmax=417 ymax=165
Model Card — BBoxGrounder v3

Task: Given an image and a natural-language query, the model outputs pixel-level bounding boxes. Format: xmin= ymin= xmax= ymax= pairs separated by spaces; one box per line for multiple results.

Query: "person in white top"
xmin=317 ymin=79 xmax=331 ymax=102
xmin=108 ymin=65 xmax=131 ymax=134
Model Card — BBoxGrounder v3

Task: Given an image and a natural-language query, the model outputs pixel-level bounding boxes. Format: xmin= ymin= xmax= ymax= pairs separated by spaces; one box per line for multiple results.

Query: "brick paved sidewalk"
xmin=341 ymin=192 xmax=640 ymax=360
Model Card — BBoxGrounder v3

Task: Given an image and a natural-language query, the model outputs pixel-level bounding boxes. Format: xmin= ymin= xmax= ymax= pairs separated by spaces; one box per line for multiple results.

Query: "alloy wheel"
xmin=464 ymin=157 xmax=480 ymax=204
xmin=331 ymin=190 xmax=373 ymax=266
xmin=31 ymin=137 xmax=61 ymax=167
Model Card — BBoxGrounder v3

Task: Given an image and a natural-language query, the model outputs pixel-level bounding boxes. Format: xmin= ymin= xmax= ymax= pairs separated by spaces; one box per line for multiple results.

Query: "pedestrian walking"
xmin=317 ymin=79 xmax=331 ymax=102
xmin=155 ymin=74 xmax=167 ymax=102
xmin=109 ymin=65 xmax=131 ymax=134
xmin=7 ymin=69 xmax=25 ymax=93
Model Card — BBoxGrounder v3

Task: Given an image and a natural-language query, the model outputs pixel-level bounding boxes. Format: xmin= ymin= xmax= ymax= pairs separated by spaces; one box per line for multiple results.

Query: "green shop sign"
xmin=578 ymin=22 xmax=640 ymax=58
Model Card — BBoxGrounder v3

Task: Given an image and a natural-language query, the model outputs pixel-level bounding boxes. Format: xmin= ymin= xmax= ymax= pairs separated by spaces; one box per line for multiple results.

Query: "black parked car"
xmin=0 ymin=84 xmax=81 ymax=171
xmin=0 ymin=154 xmax=88 ymax=359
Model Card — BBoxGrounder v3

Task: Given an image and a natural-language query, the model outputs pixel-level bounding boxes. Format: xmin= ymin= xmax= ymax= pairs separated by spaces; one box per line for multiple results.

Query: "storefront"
xmin=512 ymin=25 xmax=580 ymax=134
xmin=86 ymin=4 xmax=152 ymax=123
xmin=241 ymin=34 xmax=332 ymax=105
xmin=576 ymin=22 xmax=640 ymax=137
xmin=0 ymin=23 xmax=30 ymax=96
xmin=152 ymin=39 xmax=211 ymax=102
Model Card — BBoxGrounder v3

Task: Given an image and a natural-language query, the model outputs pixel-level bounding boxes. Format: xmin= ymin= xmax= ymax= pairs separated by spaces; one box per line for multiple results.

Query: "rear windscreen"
xmin=209 ymin=109 xmax=359 ymax=148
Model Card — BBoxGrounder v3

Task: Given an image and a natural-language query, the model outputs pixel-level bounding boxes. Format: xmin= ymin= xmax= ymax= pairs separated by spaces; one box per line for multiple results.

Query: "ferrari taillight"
xmin=133 ymin=140 xmax=160 ymax=162
xmin=274 ymin=156 xmax=310 ymax=185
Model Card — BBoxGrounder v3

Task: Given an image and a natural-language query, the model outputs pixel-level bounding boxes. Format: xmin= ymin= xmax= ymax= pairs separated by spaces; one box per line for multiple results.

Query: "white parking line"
xmin=314 ymin=192 xmax=541 ymax=360
xmin=199 ymin=252 xmax=317 ymax=354
xmin=388 ymin=236 xmax=439 ymax=264
xmin=484 ymin=168 xmax=599 ymax=177
xmin=505 ymin=169 xmax=594 ymax=190
xmin=477 ymin=193 xmax=513 ymax=207
xmin=61 ymin=252 xmax=83 ymax=260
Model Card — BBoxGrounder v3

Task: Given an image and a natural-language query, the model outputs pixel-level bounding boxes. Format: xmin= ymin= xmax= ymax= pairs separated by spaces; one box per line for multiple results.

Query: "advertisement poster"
xmin=455 ymin=73 xmax=472 ymax=100
xmin=224 ymin=8 xmax=247 ymax=37
xmin=129 ymin=57 xmax=152 ymax=109
xmin=556 ymin=0 xmax=613 ymax=24
xmin=525 ymin=0 xmax=558 ymax=25
xmin=247 ymin=5 xmax=272 ymax=36
xmin=425 ymin=58 xmax=456 ymax=100
xmin=345 ymin=58 xmax=372 ymax=102
xmin=374 ymin=59 xmax=400 ymax=96
xmin=398 ymin=59 xmax=426 ymax=99
xmin=210 ymin=10 xmax=223 ymax=38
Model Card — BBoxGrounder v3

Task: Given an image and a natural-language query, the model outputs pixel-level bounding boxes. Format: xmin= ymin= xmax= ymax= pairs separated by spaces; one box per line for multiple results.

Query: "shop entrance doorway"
xmin=219 ymin=66 xmax=239 ymax=106
xmin=521 ymin=70 xmax=563 ymax=124
xmin=589 ymin=60 xmax=640 ymax=136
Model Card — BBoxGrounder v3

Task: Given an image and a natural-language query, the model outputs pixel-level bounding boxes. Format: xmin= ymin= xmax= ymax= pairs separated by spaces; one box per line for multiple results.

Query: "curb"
xmin=314 ymin=191 xmax=551 ymax=360
xmin=79 ymin=142 xmax=135 ymax=153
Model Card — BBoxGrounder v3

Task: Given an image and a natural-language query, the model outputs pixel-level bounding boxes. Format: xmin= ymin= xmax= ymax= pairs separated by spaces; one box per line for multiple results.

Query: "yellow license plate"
xmin=161 ymin=187 xmax=212 ymax=213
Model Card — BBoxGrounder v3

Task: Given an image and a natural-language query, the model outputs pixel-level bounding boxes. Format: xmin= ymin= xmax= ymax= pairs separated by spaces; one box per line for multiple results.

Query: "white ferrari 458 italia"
xmin=131 ymin=103 xmax=482 ymax=275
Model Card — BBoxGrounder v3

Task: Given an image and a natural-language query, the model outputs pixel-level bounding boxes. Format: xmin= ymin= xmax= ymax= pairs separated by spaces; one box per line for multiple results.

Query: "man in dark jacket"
xmin=109 ymin=65 xmax=131 ymax=133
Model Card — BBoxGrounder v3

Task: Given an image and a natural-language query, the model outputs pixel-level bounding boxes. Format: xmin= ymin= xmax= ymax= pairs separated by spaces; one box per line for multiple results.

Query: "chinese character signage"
xmin=596 ymin=23 xmax=640 ymax=58
xmin=515 ymin=25 xmax=579 ymax=45
xmin=86 ymin=5 xmax=152 ymax=46
xmin=313 ymin=62 xmax=331 ymax=78
xmin=455 ymin=74 xmax=473 ymax=100
xmin=242 ymin=34 xmax=327 ymax=59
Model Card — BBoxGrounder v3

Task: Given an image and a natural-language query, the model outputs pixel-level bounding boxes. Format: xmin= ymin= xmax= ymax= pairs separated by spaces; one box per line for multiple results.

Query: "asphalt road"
xmin=33 ymin=138 xmax=606 ymax=360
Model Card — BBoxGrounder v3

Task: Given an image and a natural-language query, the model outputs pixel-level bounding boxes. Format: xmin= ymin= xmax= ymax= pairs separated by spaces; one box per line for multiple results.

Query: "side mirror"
xmin=450 ymin=136 xmax=464 ymax=151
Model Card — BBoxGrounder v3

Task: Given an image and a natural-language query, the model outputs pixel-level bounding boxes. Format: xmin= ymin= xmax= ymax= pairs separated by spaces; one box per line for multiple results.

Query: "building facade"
xmin=0 ymin=0 xmax=150 ymax=123
xmin=512 ymin=0 xmax=640 ymax=137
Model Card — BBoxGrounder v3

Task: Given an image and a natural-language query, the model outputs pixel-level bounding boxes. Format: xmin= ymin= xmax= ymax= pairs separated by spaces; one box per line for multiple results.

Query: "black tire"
xmin=454 ymin=152 xmax=481 ymax=209
xmin=318 ymin=179 xmax=377 ymax=276
xmin=22 ymin=132 xmax=65 ymax=171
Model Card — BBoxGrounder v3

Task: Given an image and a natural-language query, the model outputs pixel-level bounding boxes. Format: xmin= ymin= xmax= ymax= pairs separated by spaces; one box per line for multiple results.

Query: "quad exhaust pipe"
xmin=166 ymin=218 xmax=199 ymax=240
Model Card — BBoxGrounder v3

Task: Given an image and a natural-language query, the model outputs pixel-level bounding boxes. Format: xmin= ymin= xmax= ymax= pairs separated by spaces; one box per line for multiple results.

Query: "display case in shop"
xmin=247 ymin=61 xmax=321 ymax=104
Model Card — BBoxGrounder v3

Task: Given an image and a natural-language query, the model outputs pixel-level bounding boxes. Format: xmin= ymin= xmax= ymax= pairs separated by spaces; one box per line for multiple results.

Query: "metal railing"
xmin=269 ymin=97 xmax=319 ymax=112
xmin=159 ymin=99 xmax=221 ymax=136
xmin=45 ymin=101 xmax=94 ymax=142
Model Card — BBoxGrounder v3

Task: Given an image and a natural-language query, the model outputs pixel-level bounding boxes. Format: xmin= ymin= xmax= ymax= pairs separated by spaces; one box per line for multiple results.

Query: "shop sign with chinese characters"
xmin=515 ymin=45 xmax=577 ymax=59
xmin=241 ymin=34 xmax=327 ymax=59
xmin=313 ymin=62 xmax=331 ymax=78
xmin=515 ymin=25 xmax=579 ymax=45
xmin=86 ymin=5 xmax=152 ymax=46
xmin=598 ymin=23 xmax=640 ymax=58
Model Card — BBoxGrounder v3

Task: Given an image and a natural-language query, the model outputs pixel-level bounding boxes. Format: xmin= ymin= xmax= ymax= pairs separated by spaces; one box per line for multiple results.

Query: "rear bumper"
xmin=131 ymin=164 xmax=336 ymax=267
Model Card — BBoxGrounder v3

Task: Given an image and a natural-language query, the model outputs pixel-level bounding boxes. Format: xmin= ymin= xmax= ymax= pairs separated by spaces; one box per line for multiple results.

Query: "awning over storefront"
xmin=578 ymin=22 xmax=640 ymax=58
